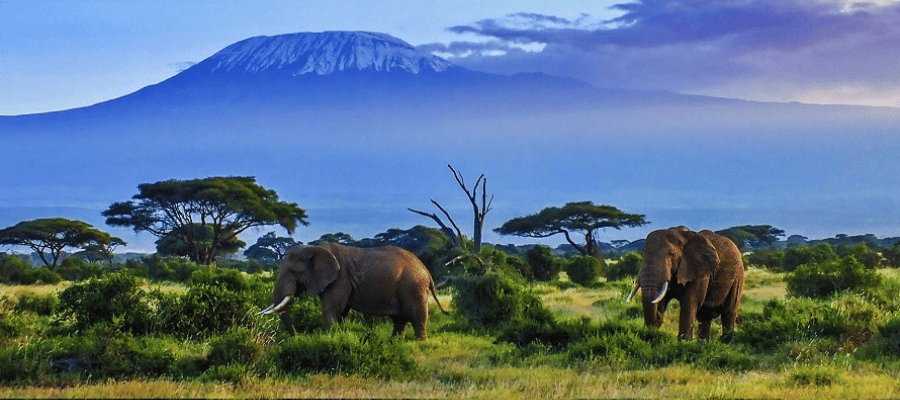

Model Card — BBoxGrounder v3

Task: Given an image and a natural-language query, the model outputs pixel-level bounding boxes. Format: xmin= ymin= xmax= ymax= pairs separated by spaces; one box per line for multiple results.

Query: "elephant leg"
xmin=719 ymin=279 xmax=744 ymax=341
xmin=679 ymin=282 xmax=709 ymax=341
xmin=390 ymin=315 xmax=409 ymax=337
xmin=697 ymin=318 xmax=712 ymax=340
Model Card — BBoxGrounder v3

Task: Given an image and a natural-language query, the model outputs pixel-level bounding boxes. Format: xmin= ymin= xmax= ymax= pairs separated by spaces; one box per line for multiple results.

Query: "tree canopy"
xmin=103 ymin=176 xmax=308 ymax=264
xmin=244 ymin=231 xmax=299 ymax=262
xmin=716 ymin=225 xmax=785 ymax=249
xmin=0 ymin=218 xmax=124 ymax=269
xmin=495 ymin=201 xmax=647 ymax=258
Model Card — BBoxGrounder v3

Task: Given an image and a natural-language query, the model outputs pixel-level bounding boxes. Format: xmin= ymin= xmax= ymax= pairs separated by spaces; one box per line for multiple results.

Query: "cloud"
xmin=425 ymin=0 xmax=900 ymax=106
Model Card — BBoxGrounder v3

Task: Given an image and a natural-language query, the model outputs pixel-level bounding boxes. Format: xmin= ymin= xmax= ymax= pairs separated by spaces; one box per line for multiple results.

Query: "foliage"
xmin=565 ymin=255 xmax=602 ymax=285
xmin=715 ymin=225 xmax=784 ymax=250
xmin=14 ymin=292 xmax=58 ymax=316
xmin=244 ymin=231 xmax=299 ymax=262
xmin=56 ymin=257 xmax=106 ymax=282
xmin=524 ymin=245 xmax=561 ymax=282
xmin=782 ymin=243 xmax=838 ymax=272
xmin=835 ymin=242 xmax=882 ymax=269
xmin=451 ymin=269 xmax=554 ymax=328
xmin=153 ymin=270 xmax=259 ymax=339
xmin=273 ymin=330 xmax=416 ymax=379
xmin=0 ymin=218 xmax=124 ymax=269
xmin=132 ymin=255 xmax=200 ymax=282
xmin=103 ymin=176 xmax=308 ymax=264
xmin=55 ymin=271 xmax=152 ymax=334
xmin=0 ymin=254 xmax=61 ymax=284
xmin=605 ymin=251 xmax=642 ymax=281
xmin=746 ymin=247 xmax=785 ymax=270
xmin=206 ymin=326 xmax=266 ymax=367
xmin=495 ymin=201 xmax=647 ymax=258
xmin=785 ymin=256 xmax=882 ymax=298
xmin=156 ymin=223 xmax=245 ymax=260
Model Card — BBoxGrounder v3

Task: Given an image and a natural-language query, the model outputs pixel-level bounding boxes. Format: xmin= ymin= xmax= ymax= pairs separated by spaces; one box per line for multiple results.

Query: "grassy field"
xmin=2 ymin=267 xmax=900 ymax=399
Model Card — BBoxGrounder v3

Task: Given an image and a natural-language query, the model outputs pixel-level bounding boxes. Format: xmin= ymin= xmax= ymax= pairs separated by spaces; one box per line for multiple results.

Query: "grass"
xmin=4 ymin=267 xmax=900 ymax=398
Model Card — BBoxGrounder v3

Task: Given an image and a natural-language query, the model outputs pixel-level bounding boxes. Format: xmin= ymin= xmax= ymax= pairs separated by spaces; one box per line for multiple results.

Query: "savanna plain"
xmin=2 ymin=242 xmax=900 ymax=399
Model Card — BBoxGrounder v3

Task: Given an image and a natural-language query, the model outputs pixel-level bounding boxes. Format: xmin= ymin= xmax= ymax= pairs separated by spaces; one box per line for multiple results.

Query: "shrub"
xmin=0 ymin=254 xmax=34 ymax=284
xmin=782 ymin=243 xmax=837 ymax=272
xmin=207 ymin=326 xmax=265 ymax=367
xmin=14 ymin=291 xmax=59 ymax=315
xmin=836 ymin=242 xmax=882 ymax=269
xmin=786 ymin=256 xmax=881 ymax=298
xmin=452 ymin=270 xmax=553 ymax=328
xmin=274 ymin=330 xmax=416 ymax=378
xmin=57 ymin=257 xmax=104 ymax=281
xmin=605 ymin=252 xmax=642 ymax=281
xmin=566 ymin=255 xmax=602 ymax=285
xmin=139 ymin=255 xmax=200 ymax=282
xmin=55 ymin=270 xmax=152 ymax=334
xmin=746 ymin=247 xmax=785 ymax=270
xmin=153 ymin=284 xmax=252 ymax=339
xmin=525 ymin=245 xmax=561 ymax=281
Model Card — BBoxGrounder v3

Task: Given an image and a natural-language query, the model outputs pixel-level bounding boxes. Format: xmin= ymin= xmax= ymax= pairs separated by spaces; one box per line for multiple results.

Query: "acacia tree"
xmin=716 ymin=225 xmax=785 ymax=250
xmin=244 ymin=231 xmax=299 ymax=262
xmin=0 ymin=218 xmax=125 ymax=269
xmin=103 ymin=176 xmax=308 ymax=265
xmin=495 ymin=201 xmax=647 ymax=259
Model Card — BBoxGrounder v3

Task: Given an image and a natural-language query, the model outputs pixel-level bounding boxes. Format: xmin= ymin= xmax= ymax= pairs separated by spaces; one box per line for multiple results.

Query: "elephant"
xmin=259 ymin=243 xmax=447 ymax=339
xmin=626 ymin=227 xmax=744 ymax=340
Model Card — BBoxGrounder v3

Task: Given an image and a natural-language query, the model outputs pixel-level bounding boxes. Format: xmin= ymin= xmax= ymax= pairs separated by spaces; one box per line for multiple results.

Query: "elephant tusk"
xmin=625 ymin=283 xmax=640 ymax=303
xmin=651 ymin=282 xmax=668 ymax=304
xmin=259 ymin=296 xmax=292 ymax=315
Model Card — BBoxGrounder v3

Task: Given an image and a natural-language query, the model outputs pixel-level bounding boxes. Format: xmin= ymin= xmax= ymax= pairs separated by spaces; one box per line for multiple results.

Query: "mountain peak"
xmin=198 ymin=31 xmax=454 ymax=76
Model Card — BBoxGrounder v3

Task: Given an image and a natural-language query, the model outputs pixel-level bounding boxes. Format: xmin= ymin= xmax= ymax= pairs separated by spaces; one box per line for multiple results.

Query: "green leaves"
xmin=103 ymin=176 xmax=308 ymax=264
xmin=0 ymin=218 xmax=124 ymax=268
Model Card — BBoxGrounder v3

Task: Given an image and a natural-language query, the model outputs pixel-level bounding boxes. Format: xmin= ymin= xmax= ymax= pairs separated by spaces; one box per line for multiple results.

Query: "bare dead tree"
xmin=408 ymin=200 xmax=463 ymax=248
xmin=449 ymin=165 xmax=493 ymax=253
xmin=409 ymin=164 xmax=493 ymax=253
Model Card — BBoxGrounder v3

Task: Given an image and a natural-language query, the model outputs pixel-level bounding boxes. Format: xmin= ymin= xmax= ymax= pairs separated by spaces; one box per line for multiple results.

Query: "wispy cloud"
xmin=424 ymin=0 xmax=900 ymax=106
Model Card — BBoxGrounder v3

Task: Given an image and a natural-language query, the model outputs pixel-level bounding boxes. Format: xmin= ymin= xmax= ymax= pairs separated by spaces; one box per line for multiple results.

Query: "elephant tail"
xmin=430 ymin=279 xmax=450 ymax=315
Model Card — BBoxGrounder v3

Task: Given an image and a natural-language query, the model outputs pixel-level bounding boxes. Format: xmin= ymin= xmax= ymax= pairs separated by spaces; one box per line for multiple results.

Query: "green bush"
xmin=746 ymin=247 xmax=785 ymax=270
xmin=605 ymin=252 xmax=642 ymax=281
xmin=735 ymin=294 xmax=885 ymax=353
xmin=14 ymin=291 xmax=58 ymax=315
xmin=525 ymin=245 xmax=561 ymax=282
xmin=138 ymin=255 xmax=201 ymax=282
xmin=0 ymin=255 xmax=62 ymax=285
xmin=782 ymin=243 xmax=837 ymax=272
xmin=274 ymin=330 xmax=416 ymax=378
xmin=154 ymin=284 xmax=252 ymax=339
xmin=786 ymin=256 xmax=881 ymax=298
xmin=451 ymin=270 xmax=553 ymax=328
xmin=836 ymin=242 xmax=882 ymax=269
xmin=566 ymin=255 xmax=602 ymax=285
xmin=207 ymin=326 xmax=265 ymax=367
xmin=57 ymin=257 xmax=104 ymax=281
xmin=55 ymin=270 xmax=152 ymax=334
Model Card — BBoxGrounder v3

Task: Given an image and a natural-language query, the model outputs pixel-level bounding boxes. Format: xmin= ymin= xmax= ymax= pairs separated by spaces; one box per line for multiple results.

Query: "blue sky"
xmin=3 ymin=0 xmax=900 ymax=116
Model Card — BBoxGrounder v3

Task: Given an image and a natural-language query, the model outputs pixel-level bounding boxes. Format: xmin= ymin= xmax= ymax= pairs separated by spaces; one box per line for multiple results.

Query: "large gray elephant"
xmin=259 ymin=243 xmax=447 ymax=339
xmin=627 ymin=227 xmax=744 ymax=340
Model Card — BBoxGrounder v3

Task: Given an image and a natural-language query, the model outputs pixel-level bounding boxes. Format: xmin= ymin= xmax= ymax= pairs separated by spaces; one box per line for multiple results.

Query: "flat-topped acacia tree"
xmin=495 ymin=201 xmax=648 ymax=260
xmin=0 ymin=218 xmax=124 ymax=269
xmin=103 ymin=176 xmax=308 ymax=265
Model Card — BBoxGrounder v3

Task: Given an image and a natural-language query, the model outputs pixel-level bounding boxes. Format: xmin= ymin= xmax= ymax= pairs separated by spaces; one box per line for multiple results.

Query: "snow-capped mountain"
xmin=196 ymin=31 xmax=454 ymax=75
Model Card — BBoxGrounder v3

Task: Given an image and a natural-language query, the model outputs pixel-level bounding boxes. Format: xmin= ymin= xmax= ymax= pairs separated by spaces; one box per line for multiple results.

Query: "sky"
xmin=3 ymin=0 xmax=900 ymax=116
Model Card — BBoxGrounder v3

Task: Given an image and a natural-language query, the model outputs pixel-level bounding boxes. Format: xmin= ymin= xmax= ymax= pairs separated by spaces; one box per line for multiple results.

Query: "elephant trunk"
xmin=639 ymin=281 xmax=668 ymax=328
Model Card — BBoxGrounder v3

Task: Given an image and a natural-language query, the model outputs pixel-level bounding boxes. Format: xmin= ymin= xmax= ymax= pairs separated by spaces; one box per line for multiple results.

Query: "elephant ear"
xmin=675 ymin=232 xmax=720 ymax=285
xmin=297 ymin=246 xmax=341 ymax=295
